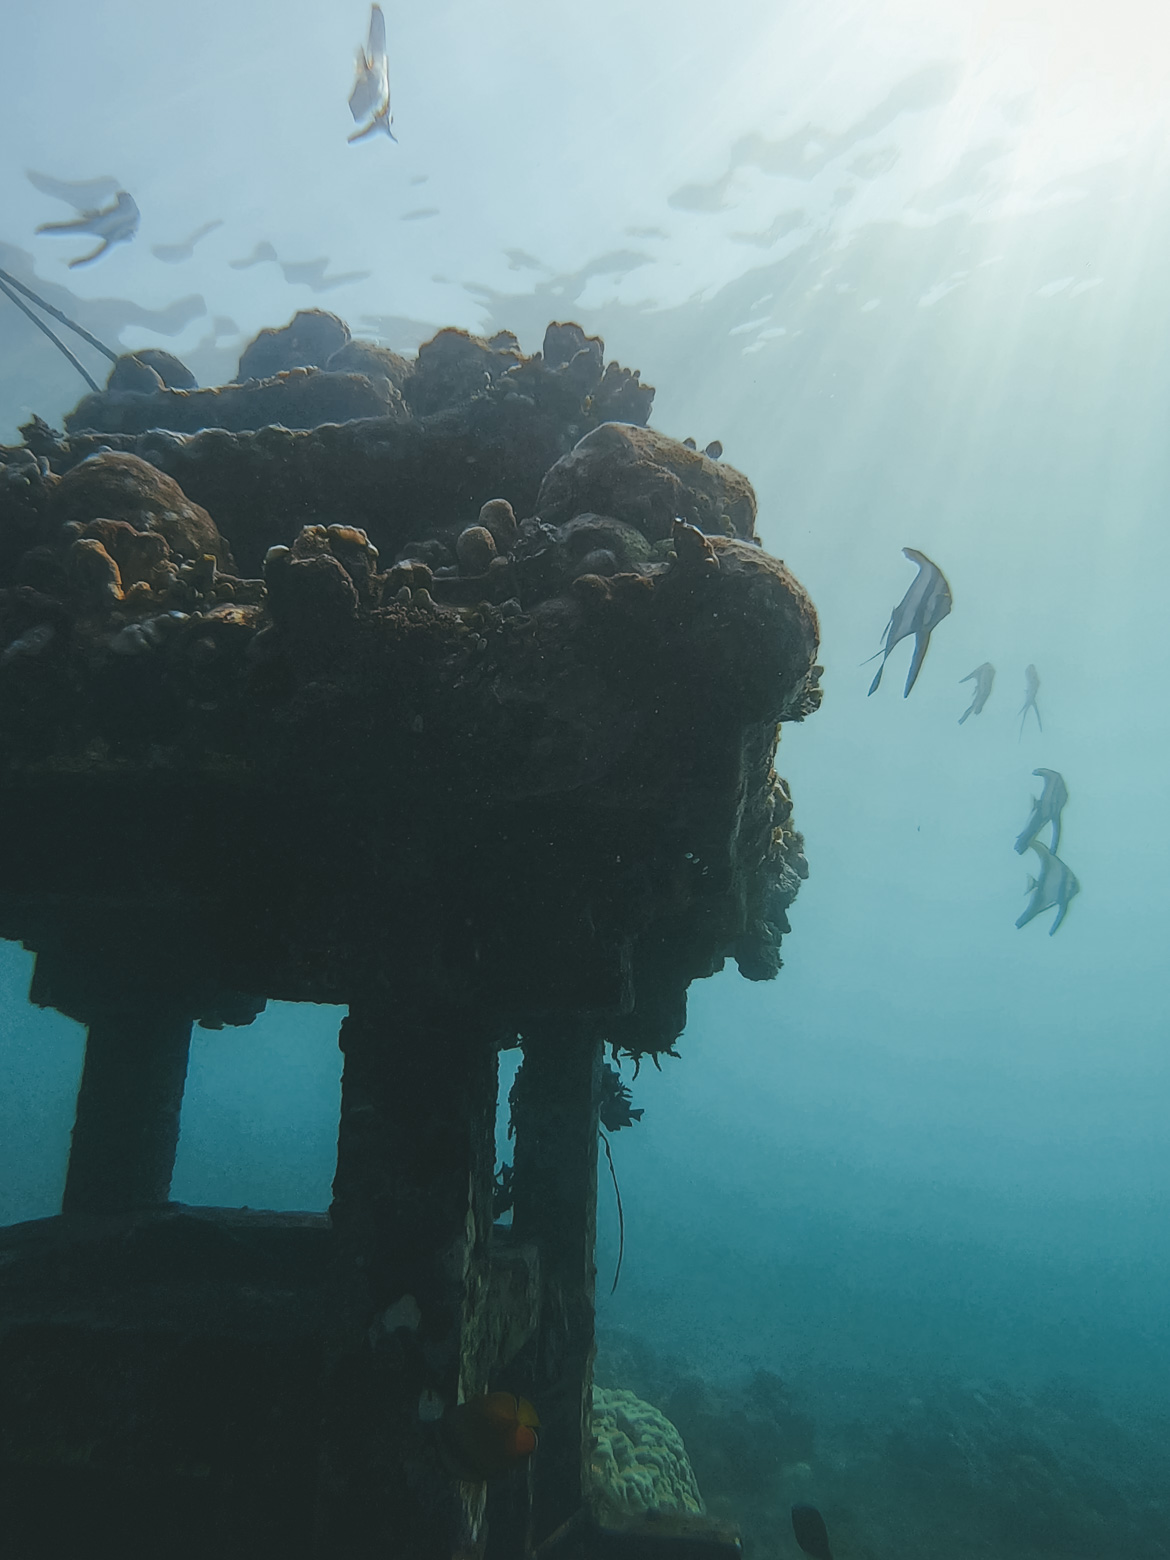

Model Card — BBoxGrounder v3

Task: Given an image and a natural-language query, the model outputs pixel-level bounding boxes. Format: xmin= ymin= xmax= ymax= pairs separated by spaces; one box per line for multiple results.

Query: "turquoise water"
xmin=2 ymin=2 xmax=1168 ymax=1551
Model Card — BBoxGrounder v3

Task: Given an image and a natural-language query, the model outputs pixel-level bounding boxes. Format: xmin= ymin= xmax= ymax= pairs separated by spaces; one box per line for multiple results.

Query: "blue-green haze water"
xmin=1 ymin=1 xmax=1168 ymax=1549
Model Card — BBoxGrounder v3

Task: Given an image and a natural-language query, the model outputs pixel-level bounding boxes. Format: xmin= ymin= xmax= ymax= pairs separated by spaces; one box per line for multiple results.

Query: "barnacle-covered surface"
xmin=0 ymin=314 xmax=820 ymax=1057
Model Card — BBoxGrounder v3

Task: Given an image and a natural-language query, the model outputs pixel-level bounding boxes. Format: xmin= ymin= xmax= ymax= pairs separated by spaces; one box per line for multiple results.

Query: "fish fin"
xmin=347 ymin=121 xmax=379 ymax=143
xmin=867 ymin=660 xmax=885 ymax=696
xmin=958 ymin=705 xmax=972 ymax=724
xmin=36 ymin=215 xmax=90 ymax=234
xmin=903 ymin=630 xmax=930 ymax=696
xmin=69 ymin=239 xmax=109 ymax=268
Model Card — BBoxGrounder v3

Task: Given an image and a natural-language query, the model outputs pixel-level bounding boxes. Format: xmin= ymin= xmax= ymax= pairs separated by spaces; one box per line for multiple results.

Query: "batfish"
xmin=867 ymin=547 xmax=953 ymax=697
xmin=36 ymin=190 xmax=139 ymax=267
xmin=1016 ymin=840 xmax=1079 ymax=935
xmin=1019 ymin=663 xmax=1042 ymax=735
xmin=959 ymin=661 xmax=995 ymax=723
xmin=1014 ymin=767 xmax=1068 ymax=855
xmin=348 ymin=4 xmax=396 ymax=142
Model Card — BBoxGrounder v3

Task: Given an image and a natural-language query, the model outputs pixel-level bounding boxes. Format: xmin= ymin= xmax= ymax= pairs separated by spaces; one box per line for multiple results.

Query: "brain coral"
xmin=590 ymin=1387 xmax=705 ymax=1517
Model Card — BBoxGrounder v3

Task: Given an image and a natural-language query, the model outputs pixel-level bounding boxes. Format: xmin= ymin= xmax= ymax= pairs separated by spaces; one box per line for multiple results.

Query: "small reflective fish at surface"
xmin=35 ymin=190 xmax=139 ymax=267
xmin=441 ymin=1391 xmax=539 ymax=1480
xmin=348 ymin=4 xmax=396 ymax=142
xmin=1014 ymin=767 xmax=1068 ymax=855
xmin=1019 ymin=663 xmax=1042 ymax=735
xmin=1017 ymin=840 xmax=1080 ymax=935
xmin=867 ymin=547 xmax=953 ymax=697
xmin=791 ymin=1503 xmax=834 ymax=1560
xmin=958 ymin=661 xmax=995 ymax=723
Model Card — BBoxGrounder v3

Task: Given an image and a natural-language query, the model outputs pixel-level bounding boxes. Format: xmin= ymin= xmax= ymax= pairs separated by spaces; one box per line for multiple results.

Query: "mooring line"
xmin=0 ymin=273 xmax=101 ymax=392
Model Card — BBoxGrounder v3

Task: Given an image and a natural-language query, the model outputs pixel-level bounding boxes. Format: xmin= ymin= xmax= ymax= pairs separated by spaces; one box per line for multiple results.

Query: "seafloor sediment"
xmin=0 ymin=314 xmax=820 ymax=1055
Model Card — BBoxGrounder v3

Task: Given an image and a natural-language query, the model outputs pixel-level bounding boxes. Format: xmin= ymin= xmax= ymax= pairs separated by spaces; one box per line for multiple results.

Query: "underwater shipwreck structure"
xmin=0 ymin=312 xmax=820 ymax=1558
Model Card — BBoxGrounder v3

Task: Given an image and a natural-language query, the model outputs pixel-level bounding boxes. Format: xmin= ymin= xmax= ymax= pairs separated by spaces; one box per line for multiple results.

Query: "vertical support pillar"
xmin=62 ymin=1009 xmax=192 ymax=1216
xmin=509 ymin=1019 xmax=602 ymax=1547
xmin=317 ymin=996 xmax=498 ymax=1560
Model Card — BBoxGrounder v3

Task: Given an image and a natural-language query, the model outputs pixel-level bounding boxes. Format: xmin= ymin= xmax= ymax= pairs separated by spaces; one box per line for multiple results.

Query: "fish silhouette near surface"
xmin=152 ymin=219 xmax=223 ymax=263
xmin=1019 ymin=663 xmax=1042 ymax=735
xmin=1014 ymin=767 xmax=1068 ymax=855
xmin=441 ymin=1392 xmax=539 ymax=1481
xmin=958 ymin=661 xmax=995 ymax=723
xmin=26 ymin=169 xmax=121 ymax=209
xmin=791 ymin=1504 xmax=834 ymax=1560
xmin=229 ymin=241 xmax=370 ymax=292
xmin=36 ymin=190 xmax=139 ymax=267
xmin=348 ymin=4 xmax=396 ymax=142
xmin=867 ymin=547 xmax=953 ymax=697
xmin=1016 ymin=840 xmax=1080 ymax=935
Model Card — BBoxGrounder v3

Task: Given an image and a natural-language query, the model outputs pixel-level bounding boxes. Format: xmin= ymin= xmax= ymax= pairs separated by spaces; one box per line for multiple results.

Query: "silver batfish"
xmin=1016 ymin=840 xmax=1079 ymax=935
xmin=348 ymin=4 xmax=396 ymax=141
xmin=868 ymin=547 xmax=953 ymax=698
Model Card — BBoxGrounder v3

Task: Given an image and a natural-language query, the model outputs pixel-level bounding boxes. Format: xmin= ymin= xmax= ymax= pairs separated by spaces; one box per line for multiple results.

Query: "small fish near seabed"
xmin=791 ymin=1503 xmax=834 ymax=1560
xmin=1017 ymin=840 xmax=1080 ymax=935
xmin=35 ymin=190 xmax=139 ymax=267
xmin=1019 ymin=663 xmax=1042 ymax=736
xmin=1014 ymin=767 xmax=1069 ymax=855
xmin=348 ymin=4 xmax=396 ymax=142
xmin=440 ymin=1392 xmax=539 ymax=1481
xmin=958 ymin=661 xmax=995 ymax=724
xmin=867 ymin=548 xmax=953 ymax=698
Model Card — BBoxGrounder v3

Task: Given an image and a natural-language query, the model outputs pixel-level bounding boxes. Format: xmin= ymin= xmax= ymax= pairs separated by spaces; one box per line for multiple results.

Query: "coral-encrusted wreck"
xmin=0 ymin=312 xmax=820 ymax=1560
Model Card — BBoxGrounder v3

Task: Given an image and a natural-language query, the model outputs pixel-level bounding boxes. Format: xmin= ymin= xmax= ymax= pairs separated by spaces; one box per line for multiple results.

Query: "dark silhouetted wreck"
xmin=0 ymin=313 xmax=821 ymax=1558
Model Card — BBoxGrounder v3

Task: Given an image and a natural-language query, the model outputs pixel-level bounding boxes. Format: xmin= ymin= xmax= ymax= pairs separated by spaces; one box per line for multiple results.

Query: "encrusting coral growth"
xmin=0 ymin=310 xmax=820 ymax=1057
xmin=0 ymin=311 xmax=823 ymax=1556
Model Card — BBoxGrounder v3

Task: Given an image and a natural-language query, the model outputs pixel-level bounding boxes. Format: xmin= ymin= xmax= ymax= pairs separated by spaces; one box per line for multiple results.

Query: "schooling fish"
xmin=791 ymin=1504 xmax=834 ymax=1560
xmin=867 ymin=547 xmax=953 ymax=697
xmin=441 ymin=1392 xmax=539 ymax=1480
xmin=1016 ymin=840 xmax=1079 ymax=935
xmin=1019 ymin=663 xmax=1042 ymax=735
xmin=348 ymin=4 xmax=396 ymax=142
xmin=958 ymin=661 xmax=995 ymax=724
xmin=1014 ymin=767 xmax=1068 ymax=855
xmin=36 ymin=190 xmax=139 ymax=267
